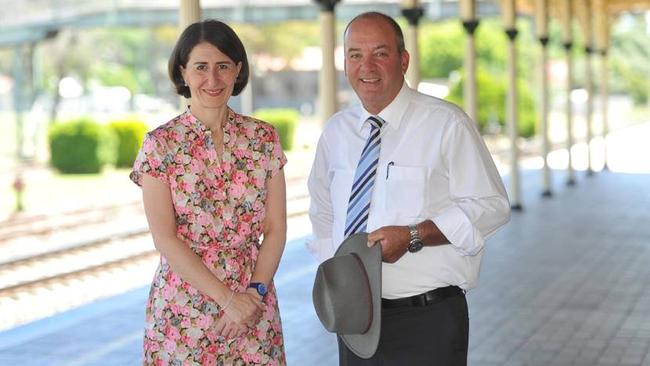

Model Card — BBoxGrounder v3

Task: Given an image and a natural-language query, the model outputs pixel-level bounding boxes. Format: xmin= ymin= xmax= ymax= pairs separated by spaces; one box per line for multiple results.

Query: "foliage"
xmin=234 ymin=21 xmax=321 ymax=62
xmin=447 ymin=69 xmax=536 ymax=138
xmin=48 ymin=117 xmax=117 ymax=174
xmin=609 ymin=17 xmax=650 ymax=105
xmin=419 ymin=21 xmax=465 ymax=79
xmin=418 ymin=19 xmax=537 ymax=79
xmin=108 ymin=119 xmax=149 ymax=168
xmin=253 ymin=108 xmax=299 ymax=151
xmin=91 ymin=28 xmax=159 ymax=96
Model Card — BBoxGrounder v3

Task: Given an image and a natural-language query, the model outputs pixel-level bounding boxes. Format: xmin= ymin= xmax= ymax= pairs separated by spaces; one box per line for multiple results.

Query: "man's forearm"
xmin=416 ymin=220 xmax=450 ymax=247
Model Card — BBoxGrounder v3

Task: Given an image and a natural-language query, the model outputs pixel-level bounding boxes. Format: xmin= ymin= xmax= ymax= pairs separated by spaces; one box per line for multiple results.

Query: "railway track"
xmin=0 ymin=174 xmax=308 ymax=243
xmin=0 ymin=202 xmax=144 ymax=243
xmin=0 ymin=228 xmax=153 ymax=297
xmin=0 ymin=175 xmax=311 ymax=330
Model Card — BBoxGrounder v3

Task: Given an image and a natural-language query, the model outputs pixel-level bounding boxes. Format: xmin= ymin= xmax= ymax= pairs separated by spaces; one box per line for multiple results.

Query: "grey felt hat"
xmin=312 ymin=233 xmax=382 ymax=359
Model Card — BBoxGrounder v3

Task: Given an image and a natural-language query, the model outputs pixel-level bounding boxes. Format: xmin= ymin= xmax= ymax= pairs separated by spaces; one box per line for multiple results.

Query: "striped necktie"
xmin=344 ymin=116 xmax=384 ymax=237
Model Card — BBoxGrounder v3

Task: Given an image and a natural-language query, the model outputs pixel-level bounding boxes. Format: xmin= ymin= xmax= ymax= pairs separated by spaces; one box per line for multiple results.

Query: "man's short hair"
xmin=344 ymin=12 xmax=406 ymax=53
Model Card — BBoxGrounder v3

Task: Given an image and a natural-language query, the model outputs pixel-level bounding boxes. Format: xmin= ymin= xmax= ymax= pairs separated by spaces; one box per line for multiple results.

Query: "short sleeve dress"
xmin=130 ymin=108 xmax=287 ymax=366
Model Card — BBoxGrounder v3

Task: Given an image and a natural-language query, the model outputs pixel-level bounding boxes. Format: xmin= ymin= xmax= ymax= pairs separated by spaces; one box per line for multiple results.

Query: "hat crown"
xmin=313 ymin=253 xmax=372 ymax=334
xmin=312 ymin=233 xmax=382 ymax=359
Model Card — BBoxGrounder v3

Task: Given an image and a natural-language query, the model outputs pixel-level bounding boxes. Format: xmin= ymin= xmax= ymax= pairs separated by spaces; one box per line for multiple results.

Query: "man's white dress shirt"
xmin=308 ymin=82 xmax=511 ymax=299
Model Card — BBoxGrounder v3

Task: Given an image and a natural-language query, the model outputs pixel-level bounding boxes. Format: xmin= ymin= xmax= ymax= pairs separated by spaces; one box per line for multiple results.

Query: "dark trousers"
xmin=338 ymin=291 xmax=469 ymax=366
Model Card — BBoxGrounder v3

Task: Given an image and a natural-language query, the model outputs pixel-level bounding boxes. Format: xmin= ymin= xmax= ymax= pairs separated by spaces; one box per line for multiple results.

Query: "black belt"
xmin=381 ymin=286 xmax=463 ymax=309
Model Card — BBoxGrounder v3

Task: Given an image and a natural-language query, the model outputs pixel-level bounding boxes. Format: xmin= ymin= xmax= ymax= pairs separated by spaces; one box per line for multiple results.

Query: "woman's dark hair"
xmin=168 ymin=19 xmax=249 ymax=98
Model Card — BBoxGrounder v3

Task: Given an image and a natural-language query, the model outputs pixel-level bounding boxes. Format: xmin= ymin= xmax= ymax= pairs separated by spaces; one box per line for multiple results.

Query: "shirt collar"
xmin=356 ymin=81 xmax=412 ymax=132
xmin=181 ymin=106 xmax=236 ymax=135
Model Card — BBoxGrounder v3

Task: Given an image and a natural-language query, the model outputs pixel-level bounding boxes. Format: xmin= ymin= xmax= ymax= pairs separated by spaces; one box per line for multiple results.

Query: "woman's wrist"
xmin=245 ymin=287 xmax=263 ymax=300
xmin=221 ymin=290 xmax=235 ymax=311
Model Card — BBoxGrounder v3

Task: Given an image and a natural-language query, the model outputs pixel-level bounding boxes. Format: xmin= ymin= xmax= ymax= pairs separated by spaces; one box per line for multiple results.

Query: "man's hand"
xmin=367 ymin=225 xmax=410 ymax=263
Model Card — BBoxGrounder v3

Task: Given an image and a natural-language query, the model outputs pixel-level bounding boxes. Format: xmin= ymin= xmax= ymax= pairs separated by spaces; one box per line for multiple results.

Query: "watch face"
xmin=250 ymin=282 xmax=267 ymax=296
xmin=257 ymin=283 xmax=267 ymax=295
xmin=408 ymin=240 xmax=423 ymax=253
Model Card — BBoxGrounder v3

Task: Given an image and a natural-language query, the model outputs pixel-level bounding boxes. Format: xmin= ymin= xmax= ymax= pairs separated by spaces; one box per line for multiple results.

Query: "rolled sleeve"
xmin=433 ymin=205 xmax=484 ymax=256
xmin=436 ymin=114 xmax=511 ymax=255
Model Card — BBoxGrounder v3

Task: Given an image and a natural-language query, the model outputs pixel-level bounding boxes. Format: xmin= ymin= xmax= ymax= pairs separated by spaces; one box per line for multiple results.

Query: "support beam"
xmin=315 ymin=0 xmax=340 ymax=124
xmin=560 ymin=0 xmax=576 ymax=186
xmin=582 ymin=0 xmax=595 ymax=176
xmin=179 ymin=0 xmax=201 ymax=31
xmin=535 ymin=0 xmax=551 ymax=197
xmin=460 ymin=0 xmax=479 ymax=122
xmin=401 ymin=0 xmax=424 ymax=90
xmin=594 ymin=0 xmax=610 ymax=170
xmin=599 ymin=50 xmax=609 ymax=170
xmin=501 ymin=0 xmax=522 ymax=210
xmin=585 ymin=44 xmax=595 ymax=175
xmin=179 ymin=0 xmax=201 ymax=109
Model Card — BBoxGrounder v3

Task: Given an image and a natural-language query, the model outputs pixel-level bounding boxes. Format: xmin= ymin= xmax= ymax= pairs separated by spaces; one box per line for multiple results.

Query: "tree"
xmin=40 ymin=29 xmax=95 ymax=123
xmin=418 ymin=21 xmax=465 ymax=79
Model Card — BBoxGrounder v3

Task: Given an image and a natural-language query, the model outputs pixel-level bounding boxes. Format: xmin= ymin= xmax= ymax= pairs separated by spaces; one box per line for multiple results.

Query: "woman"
xmin=130 ymin=19 xmax=287 ymax=365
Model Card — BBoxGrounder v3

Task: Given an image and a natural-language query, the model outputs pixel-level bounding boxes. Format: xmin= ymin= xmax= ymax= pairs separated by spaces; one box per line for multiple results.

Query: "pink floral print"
xmin=130 ymin=107 xmax=287 ymax=365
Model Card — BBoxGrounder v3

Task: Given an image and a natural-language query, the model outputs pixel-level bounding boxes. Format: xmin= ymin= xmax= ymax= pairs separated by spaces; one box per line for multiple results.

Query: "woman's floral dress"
xmin=130 ymin=107 xmax=287 ymax=365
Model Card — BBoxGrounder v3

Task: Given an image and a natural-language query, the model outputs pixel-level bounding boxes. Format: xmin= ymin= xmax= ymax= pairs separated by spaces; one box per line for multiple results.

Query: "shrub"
xmin=48 ymin=117 xmax=117 ymax=174
xmin=253 ymin=108 xmax=299 ymax=151
xmin=108 ymin=119 xmax=149 ymax=168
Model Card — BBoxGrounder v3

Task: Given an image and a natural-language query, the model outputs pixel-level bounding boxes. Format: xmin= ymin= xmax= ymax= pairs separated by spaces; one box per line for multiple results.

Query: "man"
xmin=307 ymin=11 xmax=511 ymax=365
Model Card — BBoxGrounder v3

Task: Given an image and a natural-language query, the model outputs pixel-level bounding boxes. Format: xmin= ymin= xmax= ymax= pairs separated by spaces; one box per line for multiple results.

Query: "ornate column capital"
xmin=462 ymin=19 xmax=480 ymax=35
xmin=314 ymin=0 xmax=340 ymax=12
xmin=538 ymin=36 xmax=549 ymax=47
xmin=402 ymin=7 xmax=425 ymax=26
xmin=505 ymin=28 xmax=518 ymax=41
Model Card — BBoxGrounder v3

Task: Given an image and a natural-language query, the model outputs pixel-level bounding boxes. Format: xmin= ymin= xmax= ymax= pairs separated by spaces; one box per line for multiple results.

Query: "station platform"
xmin=1 ymin=169 xmax=649 ymax=365
xmin=1 ymin=121 xmax=650 ymax=365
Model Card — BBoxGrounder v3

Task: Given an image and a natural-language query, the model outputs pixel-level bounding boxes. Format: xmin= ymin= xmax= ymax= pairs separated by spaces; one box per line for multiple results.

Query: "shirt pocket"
xmin=383 ymin=165 xmax=428 ymax=220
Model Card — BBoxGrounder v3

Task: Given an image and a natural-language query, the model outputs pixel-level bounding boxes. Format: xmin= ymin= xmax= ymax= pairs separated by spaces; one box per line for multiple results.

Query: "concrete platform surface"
xmin=1 ymin=169 xmax=649 ymax=365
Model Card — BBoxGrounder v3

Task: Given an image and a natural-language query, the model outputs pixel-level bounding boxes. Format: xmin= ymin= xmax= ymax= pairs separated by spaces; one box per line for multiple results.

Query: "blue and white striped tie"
xmin=344 ymin=116 xmax=384 ymax=237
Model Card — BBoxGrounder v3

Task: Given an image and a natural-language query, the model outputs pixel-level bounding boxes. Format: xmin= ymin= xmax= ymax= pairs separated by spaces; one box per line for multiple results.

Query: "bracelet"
xmin=221 ymin=290 xmax=235 ymax=311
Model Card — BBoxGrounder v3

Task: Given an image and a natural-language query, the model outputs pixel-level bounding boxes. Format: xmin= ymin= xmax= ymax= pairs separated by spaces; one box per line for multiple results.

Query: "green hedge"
xmin=48 ymin=117 xmax=117 ymax=174
xmin=108 ymin=119 xmax=149 ymax=168
xmin=253 ymin=108 xmax=299 ymax=151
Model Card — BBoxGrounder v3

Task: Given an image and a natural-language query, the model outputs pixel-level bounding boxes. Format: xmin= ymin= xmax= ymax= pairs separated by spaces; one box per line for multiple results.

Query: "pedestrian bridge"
xmin=0 ymin=0 xmax=501 ymax=47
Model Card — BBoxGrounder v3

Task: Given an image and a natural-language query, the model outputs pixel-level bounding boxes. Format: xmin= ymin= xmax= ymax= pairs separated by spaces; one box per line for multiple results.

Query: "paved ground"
xmin=0 ymin=168 xmax=649 ymax=365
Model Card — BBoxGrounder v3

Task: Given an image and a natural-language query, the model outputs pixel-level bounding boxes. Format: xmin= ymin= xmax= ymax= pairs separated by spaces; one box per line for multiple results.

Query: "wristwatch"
xmin=407 ymin=224 xmax=423 ymax=253
xmin=248 ymin=282 xmax=268 ymax=297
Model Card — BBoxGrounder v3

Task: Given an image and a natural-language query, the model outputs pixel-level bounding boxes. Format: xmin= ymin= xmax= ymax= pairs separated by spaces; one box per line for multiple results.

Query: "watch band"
xmin=408 ymin=224 xmax=419 ymax=240
xmin=408 ymin=224 xmax=423 ymax=253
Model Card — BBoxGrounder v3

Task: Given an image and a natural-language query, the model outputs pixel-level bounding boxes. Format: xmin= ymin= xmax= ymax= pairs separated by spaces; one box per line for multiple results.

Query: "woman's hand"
xmin=225 ymin=292 xmax=264 ymax=325
xmin=214 ymin=292 xmax=264 ymax=338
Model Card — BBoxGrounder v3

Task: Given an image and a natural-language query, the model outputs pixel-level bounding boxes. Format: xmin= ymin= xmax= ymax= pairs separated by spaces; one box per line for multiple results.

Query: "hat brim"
xmin=336 ymin=233 xmax=382 ymax=359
